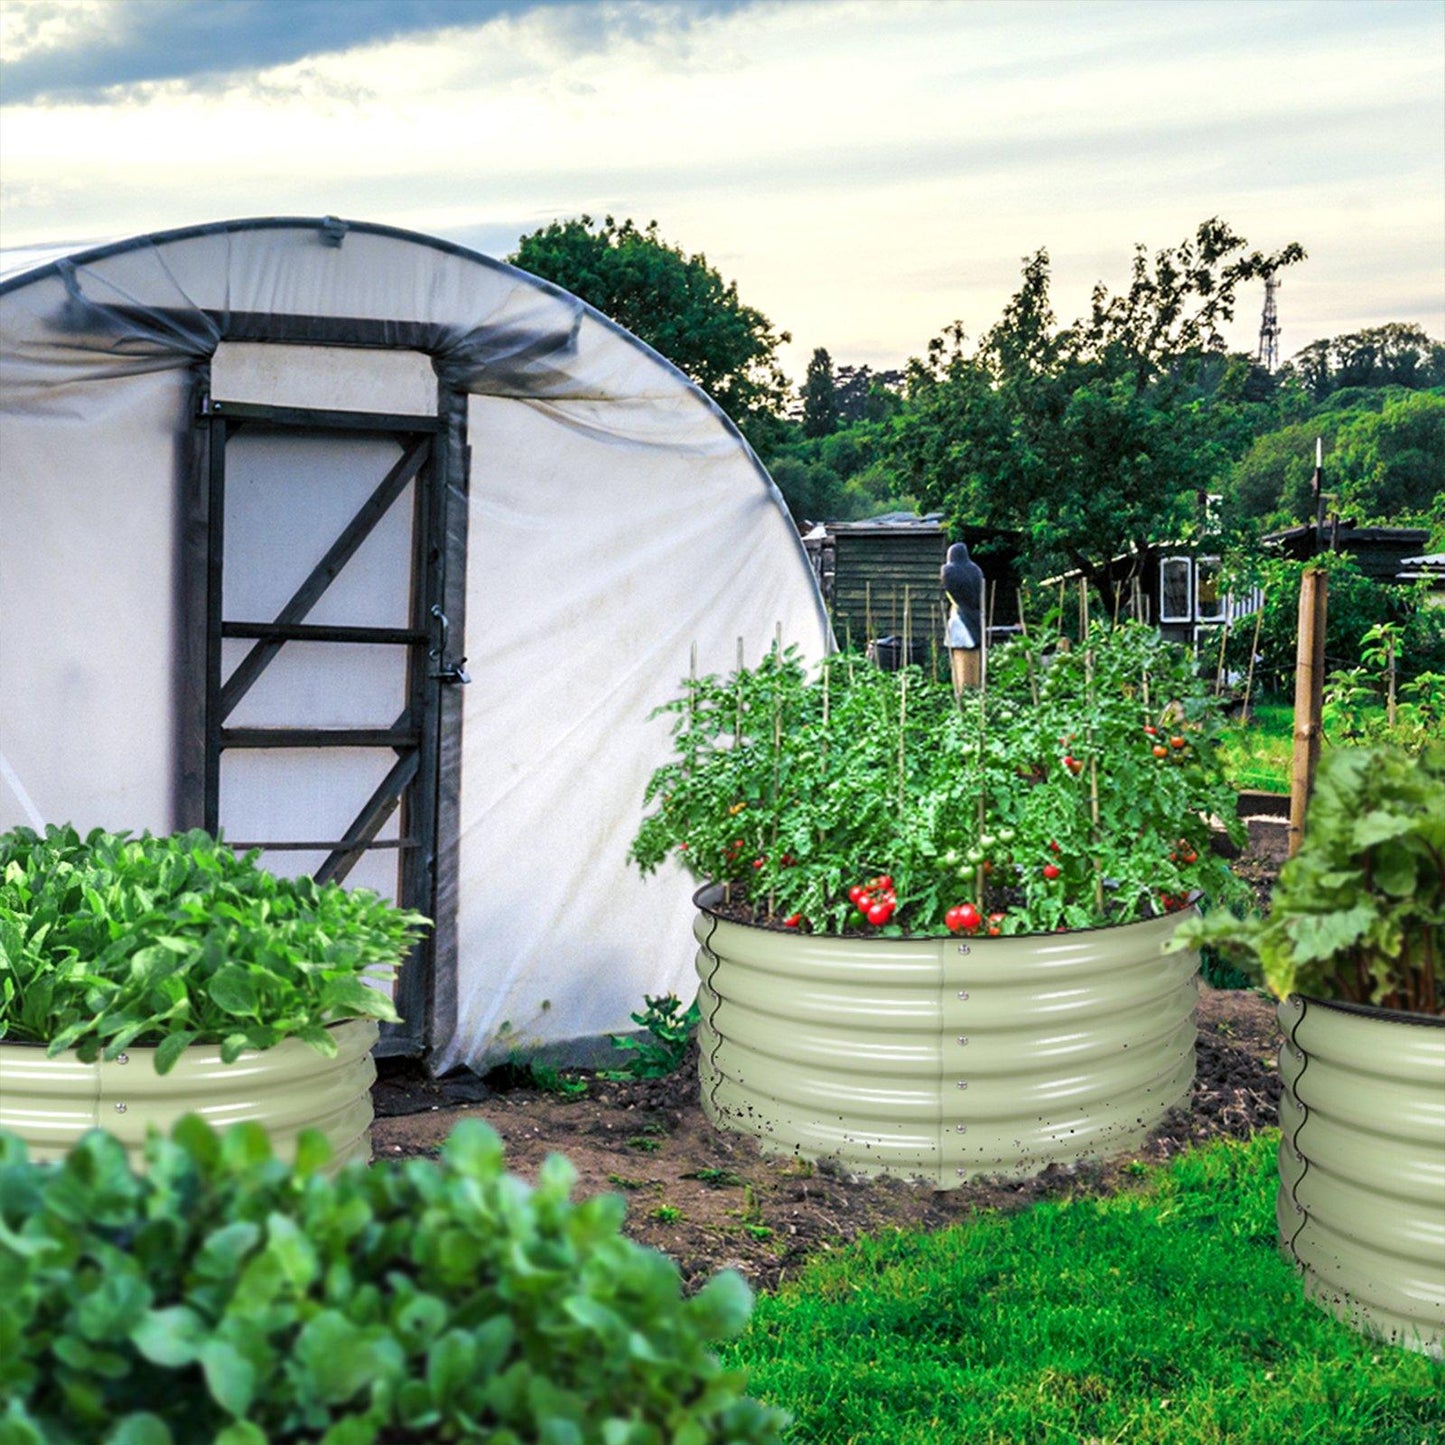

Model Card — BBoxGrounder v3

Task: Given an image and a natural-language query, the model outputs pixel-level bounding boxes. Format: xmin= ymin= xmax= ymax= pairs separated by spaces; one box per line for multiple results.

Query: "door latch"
xmin=429 ymin=605 xmax=471 ymax=684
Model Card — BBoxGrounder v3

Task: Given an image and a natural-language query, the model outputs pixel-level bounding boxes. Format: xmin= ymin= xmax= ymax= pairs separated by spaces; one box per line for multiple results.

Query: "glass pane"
xmin=1159 ymin=558 xmax=1191 ymax=622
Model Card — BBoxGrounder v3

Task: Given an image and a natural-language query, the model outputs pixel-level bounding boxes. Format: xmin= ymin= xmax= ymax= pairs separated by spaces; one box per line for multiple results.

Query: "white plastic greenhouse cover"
xmin=0 ymin=217 xmax=831 ymax=1072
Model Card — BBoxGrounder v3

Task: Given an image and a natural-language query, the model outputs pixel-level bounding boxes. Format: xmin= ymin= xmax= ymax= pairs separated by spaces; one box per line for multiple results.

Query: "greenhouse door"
xmin=192 ymin=396 xmax=462 ymax=1052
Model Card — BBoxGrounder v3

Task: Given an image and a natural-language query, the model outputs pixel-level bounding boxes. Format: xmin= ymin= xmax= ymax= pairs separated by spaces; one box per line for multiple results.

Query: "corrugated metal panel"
xmin=694 ymin=895 xmax=1198 ymax=1186
xmin=832 ymin=533 xmax=948 ymax=647
xmin=0 ymin=1020 xmax=378 ymax=1172
xmin=1277 ymin=995 xmax=1445 ymax=1357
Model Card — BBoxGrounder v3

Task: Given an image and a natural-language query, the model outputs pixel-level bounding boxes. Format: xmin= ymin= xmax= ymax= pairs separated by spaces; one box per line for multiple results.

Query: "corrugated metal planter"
xmin=693 ymin=886 xmax=1199 ymax=1187
xmin=0 ymin=1020 xmax=378 ymax=1172
xmin=1277 ymin=994 xmax=1445 ymax=1358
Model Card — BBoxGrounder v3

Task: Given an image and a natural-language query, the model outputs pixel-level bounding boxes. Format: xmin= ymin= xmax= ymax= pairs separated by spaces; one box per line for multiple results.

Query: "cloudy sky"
xmin=1 ymin=0 xmax=1441 ymax=380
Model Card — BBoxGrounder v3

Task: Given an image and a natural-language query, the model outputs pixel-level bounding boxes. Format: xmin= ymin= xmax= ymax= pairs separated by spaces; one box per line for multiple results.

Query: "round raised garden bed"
xmin=1277 ymin=995 xmax=1444 ymax=1358
xmin=693 ymin=885 xmax=1200 ymax=1187
xmin=0 ymin=1019 xmax=379 ymax=1172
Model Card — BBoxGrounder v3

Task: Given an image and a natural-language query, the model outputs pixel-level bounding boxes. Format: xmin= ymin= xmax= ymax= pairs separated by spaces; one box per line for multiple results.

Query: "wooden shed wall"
xmin=831 ymin=532 xmax=948 ymax=648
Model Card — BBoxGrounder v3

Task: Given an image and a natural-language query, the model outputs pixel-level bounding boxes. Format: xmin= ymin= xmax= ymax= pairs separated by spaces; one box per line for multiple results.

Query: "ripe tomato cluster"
xmin=1145 ymin=723 xmax=1190 ymax=761
xmin=848 ymin=875 xmax=896 ymax=926
xmin=1168 ymin=837 xmax=1200 ymax=865
xmin=1157 ymin=891 xmax=1191 ymax=913
xmin=944 ymin=902 xmax=1008 ymax=935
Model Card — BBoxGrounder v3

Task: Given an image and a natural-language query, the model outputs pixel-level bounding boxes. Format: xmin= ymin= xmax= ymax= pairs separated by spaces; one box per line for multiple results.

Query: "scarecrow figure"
xmin=941 ymin=541 xmax=984 ymax=694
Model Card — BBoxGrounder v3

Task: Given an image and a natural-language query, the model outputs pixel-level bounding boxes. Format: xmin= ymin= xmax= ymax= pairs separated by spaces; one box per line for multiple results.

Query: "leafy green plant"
xmin=650 ymin=1204 xmax=683 ymax=1224
xmin=632 ymin=618 xmax=1246 ymax=935
xmin=0 ymin=1118 xmax=787 ymax=1445
xmin=1178 ymin=744 xmax=1444 ymax=1013
xmin=603 ymin=993 xmax=701 ymax=1079
xmin=0 ymin=826 xmax=427 ymax=1073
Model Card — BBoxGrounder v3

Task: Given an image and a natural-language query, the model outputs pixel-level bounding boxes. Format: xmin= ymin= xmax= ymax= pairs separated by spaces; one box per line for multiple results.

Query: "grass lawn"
xmin=1218 ymin=702 xmax=1295 ymax=794
xmin=726 ymin=1134 xmax=1444 ymax=1445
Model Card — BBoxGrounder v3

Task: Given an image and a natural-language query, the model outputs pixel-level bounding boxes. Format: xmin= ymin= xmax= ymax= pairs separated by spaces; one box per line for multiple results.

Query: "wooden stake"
xmin=1016 ymin=588 xmax=1039 ymax=706
xmin=1386 ymin=632 xmax=1397 ymax=728
xmin=1213 ymin=619 xmax=1231 ymax=696
xmin=1289 ymin=567 xmax=1328 ymax=857
xmin=1241 ymin=592 xmax=1266 ymax=724
xmin=1087 ymin=647 xmax=1104 ymax=913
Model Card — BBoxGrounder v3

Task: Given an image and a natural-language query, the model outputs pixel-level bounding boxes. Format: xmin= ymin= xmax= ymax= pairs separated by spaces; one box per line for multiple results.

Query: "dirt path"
xmin=372 ymin=819 xmax=1289 ymax=1294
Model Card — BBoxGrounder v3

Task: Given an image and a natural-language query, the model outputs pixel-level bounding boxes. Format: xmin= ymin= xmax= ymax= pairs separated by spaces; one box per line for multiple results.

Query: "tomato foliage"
xmin=632 ymin=619 xmax=1246 ymax=935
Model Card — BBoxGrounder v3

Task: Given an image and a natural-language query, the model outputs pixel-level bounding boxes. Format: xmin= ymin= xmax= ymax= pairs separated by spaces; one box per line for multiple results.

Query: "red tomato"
xmin=867 ymin=900 xmax=894 ymax=925
xmin=848 ymin=885 xmax=865 ymax=905
xmin=945 ymin=905 xmax=963 ymax=933
xmin=1042 ymin=862 xmax=1061 ymax=881
xmin=1049 ymin=839 xmax=1061 ymax=853
xmin=1143 ymin=725 xmax=1158 ymax=736
xmin=958 ymin=902 xmax=981 ymax=933
xmin=1170 ymin=736 xmax=1187 ymax=750
xmin=877 ymin=875 xmax=894 ymax=890
xmin=987 ymin=911 xmax=1006 ymax=936
xmin=752 ymin=858 xmax=766 ymax=870
xmin=1153 ymin=745 xmax=1169 ymax=759
xmin=783 ymin=913 xmax=802 ymax=928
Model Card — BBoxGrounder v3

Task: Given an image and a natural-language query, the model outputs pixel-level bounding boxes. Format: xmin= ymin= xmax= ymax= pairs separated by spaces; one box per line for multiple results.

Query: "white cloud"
xmin=0 ymin=0 xmax=1440 ymax=377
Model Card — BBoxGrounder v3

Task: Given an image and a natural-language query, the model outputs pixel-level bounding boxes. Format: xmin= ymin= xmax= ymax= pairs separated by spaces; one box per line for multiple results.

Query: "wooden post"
xmin=1288 ymin=567 xmax=1328 ymax=857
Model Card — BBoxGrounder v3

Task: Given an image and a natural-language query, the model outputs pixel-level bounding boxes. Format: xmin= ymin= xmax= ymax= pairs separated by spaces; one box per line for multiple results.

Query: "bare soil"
xmin=371 ymin=817 xmax=1290 ymax=1295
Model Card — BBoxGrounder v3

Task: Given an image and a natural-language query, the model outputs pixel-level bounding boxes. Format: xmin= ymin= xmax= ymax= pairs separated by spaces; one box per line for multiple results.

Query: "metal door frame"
xmin=182 ymin=345 xmax=469 ymax=1059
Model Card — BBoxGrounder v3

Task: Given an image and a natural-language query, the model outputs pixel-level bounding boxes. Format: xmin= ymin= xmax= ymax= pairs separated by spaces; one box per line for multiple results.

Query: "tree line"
xmin=510 ymin=216 xmax=1444 ymax=582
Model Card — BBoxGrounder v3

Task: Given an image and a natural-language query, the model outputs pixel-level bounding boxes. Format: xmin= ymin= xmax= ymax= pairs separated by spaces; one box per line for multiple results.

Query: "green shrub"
xmin=0 ymin=826 xmax=427 ymax=1071
xmin=0 ymin=1119 xmax=786 ymax=1445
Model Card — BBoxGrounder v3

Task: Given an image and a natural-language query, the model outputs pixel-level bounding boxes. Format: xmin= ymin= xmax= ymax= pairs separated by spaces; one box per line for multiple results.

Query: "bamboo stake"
xmin=976 ymin=682 xmax=988 ymax=908
xmin=898 ymin=651 xmax=909 ymax=823
xmin=1017 ymin=588 xmax=1039 ymax=707
xmin=1241 ymin=592 xmax=1266 ymax=724
xmin=769 ymin=658 xmax=782 ymax=919
xmin=1079 ymin=577 xmax=1090 ymax=642
xmin=1288 ymin=566 xmax=1328 ymax=857
xmin=865 ymin=580 xmax=874 ymax=658
xmin=1386 ymin=633 xmax=1397 ymax=727
xmin=1087 ymin=647 xmax=1104 ymax=913
xmin=1214 ymin=618 xmax=1231 ymax=696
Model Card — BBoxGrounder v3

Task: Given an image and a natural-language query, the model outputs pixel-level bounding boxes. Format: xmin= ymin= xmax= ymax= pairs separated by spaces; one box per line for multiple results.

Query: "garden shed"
xmin=0 ymin=217 xmax=831 ymax=1072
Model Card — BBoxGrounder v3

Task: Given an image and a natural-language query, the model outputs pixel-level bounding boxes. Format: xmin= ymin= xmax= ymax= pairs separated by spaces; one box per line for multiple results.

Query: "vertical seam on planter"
xmin=1281 ymin=994 xmax=1313 ymax=1267
xmin=699 ymin=913 xmax=725 ymax=1118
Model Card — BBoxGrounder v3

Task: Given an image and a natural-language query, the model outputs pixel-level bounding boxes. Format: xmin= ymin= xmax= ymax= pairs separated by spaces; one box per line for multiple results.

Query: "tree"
xmin=800 ymin=347 xmax=840 ymax=437
xmin=1333 ymin=389 xmax=1445 ymax=522
xmin=1285 ymin=324 xmax=1445 ymax=400
xmin=892 ymin=219 xmax=1306 ymax=580
xmin=510 ymin=215 xmax=790 ymax=430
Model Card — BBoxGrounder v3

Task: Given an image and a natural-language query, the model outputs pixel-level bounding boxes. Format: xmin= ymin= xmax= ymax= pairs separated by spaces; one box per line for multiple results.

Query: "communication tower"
xmin=1257 ymin=275 xmax=1281 ymax=372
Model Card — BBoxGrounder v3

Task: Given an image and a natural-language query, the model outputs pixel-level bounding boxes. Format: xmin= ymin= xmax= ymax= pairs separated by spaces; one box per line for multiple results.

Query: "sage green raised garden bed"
xmin=1278 ymin=995 xmax=1445 ymax=1358
xmin=694 ymin=886 xmax=1200 ymax=1187
xmin=0 ymin=1019 xmax=378 ymax=1171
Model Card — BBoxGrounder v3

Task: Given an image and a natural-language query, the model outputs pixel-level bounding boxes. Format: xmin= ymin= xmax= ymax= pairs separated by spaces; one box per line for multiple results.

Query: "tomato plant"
xmin=631 ymin=618 xmax=1246 ymax=935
